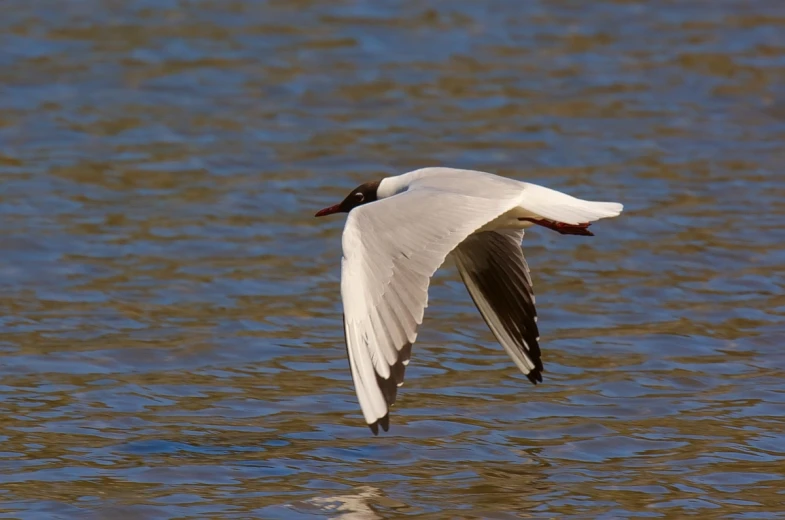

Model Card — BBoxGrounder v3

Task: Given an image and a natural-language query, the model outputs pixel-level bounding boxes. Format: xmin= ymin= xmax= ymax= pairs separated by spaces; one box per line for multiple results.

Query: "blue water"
xmin=1 ymin=1 xmax=784 ymax=518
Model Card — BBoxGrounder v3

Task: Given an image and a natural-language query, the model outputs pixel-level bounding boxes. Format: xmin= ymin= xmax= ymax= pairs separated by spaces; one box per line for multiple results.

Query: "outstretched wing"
xmin=452 ymin=230 xmax=542 ymax=383
xmin=340 ymin=184 xmax=523 ymax=434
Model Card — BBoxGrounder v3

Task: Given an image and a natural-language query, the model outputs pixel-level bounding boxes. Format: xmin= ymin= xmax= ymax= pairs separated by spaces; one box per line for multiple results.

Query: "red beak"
xmin=315 ymin=204 xmax=341 ymax=217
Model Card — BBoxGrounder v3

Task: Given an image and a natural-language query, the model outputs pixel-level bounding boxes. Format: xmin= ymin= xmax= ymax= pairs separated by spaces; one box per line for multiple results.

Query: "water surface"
xmin=1 ymin=1 xmax=784 ymax=518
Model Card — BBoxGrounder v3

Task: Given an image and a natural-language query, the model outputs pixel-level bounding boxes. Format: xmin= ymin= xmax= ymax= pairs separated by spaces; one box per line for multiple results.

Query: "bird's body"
xmin=316 ymin=167 xmax=623 ymax=434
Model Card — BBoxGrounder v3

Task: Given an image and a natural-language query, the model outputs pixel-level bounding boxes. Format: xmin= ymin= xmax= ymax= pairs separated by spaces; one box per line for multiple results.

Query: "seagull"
xmin=315 ymin=167 xmax=623 ymax=434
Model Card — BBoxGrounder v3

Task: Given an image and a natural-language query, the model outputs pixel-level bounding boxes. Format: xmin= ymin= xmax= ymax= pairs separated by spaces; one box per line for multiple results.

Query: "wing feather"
xmin=452 ymin=230 xmax=542 ymax=383
xmin=340 ymin=183 xmax=524 ymax=433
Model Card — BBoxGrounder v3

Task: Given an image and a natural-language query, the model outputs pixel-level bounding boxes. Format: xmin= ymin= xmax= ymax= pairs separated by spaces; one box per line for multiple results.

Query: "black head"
xmin=315 ymin=180 xmax=380 ymax=217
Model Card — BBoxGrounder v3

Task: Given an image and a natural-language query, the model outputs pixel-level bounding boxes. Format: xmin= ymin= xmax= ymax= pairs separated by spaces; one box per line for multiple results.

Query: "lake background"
xmin=1 ymin=1 xmax=785 ymax=518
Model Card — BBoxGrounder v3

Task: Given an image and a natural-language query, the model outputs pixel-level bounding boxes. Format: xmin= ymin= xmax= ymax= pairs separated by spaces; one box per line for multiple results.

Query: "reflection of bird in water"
xmin=316 ymin=167 xmax=623 ymax=434
xmin=306 ymin=486 xmax=384 ymax=520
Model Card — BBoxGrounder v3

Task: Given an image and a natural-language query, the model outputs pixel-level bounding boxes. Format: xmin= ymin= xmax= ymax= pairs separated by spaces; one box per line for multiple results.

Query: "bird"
xmin=315 ymin=167 xmax=623 ymax=435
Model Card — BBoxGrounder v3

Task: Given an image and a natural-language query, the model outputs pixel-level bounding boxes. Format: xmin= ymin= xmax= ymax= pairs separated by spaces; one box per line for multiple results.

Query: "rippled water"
xmin=1 ymin=1 xmax=784 ymax=518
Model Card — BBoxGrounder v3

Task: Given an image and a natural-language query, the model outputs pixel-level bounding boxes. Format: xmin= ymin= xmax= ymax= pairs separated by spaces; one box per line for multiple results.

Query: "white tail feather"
xmin=521 ymin=183 xmax=623 ymax=224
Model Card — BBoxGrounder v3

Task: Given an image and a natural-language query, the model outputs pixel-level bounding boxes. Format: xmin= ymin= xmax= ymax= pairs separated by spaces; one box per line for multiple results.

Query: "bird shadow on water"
xmin=284 ymin=464 xmax=554 ymax=518
xmin=295 ymin=486 xmax=392 ymax=519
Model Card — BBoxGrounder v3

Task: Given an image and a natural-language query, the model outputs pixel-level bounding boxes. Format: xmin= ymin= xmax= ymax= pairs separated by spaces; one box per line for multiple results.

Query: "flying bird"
xmin=315 ymin=167 xmax=623 ymax=434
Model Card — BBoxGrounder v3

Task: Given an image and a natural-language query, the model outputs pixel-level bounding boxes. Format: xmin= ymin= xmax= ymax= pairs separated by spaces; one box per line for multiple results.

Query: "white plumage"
xmin=317 ymin=167 xmax=623 ymax=434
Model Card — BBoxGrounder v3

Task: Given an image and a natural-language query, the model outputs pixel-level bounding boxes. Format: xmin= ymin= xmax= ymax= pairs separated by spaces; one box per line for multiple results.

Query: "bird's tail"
xmin=520 ymin=183 xmax=623 ymax=225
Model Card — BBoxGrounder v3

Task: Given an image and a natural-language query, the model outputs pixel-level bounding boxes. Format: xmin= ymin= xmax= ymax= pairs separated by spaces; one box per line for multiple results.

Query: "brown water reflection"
xmin=1 ymin=0 xmax=784 ymax=518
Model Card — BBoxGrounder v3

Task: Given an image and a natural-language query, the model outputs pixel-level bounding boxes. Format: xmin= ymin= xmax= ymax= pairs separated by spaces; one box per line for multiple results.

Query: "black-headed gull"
xmin=316 ymin=167 xmax=623 ymax=434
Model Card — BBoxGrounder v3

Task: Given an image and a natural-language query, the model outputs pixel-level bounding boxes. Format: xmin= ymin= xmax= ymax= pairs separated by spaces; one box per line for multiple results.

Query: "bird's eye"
xmin=354 ymin=193 xmax=365 ymax=202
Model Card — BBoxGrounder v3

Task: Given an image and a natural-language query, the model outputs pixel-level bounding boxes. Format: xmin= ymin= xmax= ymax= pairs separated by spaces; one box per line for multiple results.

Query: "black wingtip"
xmin=367 ymin=414 xmax=390 ymax=436
xmin=527 ymin=369 xmax=543 ymax=385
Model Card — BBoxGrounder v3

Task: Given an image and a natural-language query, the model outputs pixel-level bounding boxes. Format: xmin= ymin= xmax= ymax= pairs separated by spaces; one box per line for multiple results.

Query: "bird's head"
xmin=315 ymin=180 xmax=381 ymax=217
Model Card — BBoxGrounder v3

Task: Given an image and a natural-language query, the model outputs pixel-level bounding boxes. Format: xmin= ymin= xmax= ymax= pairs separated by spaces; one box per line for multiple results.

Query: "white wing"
xmin=452 ymin=230 xmax=542 ymax=383
xmin=340 ymin=180 xmax=524 ymax=434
